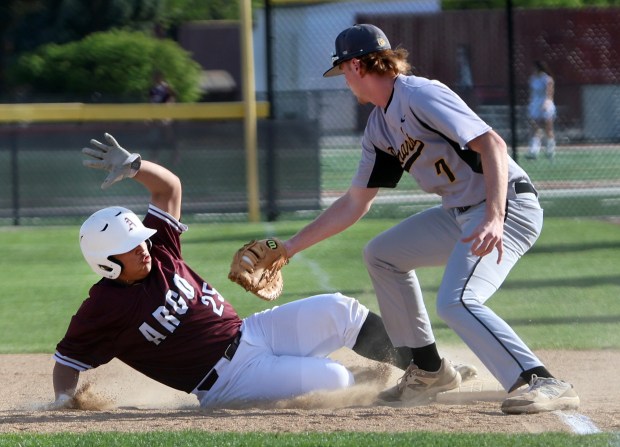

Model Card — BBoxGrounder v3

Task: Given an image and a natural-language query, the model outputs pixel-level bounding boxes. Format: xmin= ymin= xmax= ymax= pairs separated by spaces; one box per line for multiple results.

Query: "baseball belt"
xmin=455 ymin=182 xmax=538 ymax=214
xmin=196 ymin=331 xmax=242 ymax=392
xmin=514 ymin=182 xmax=538 ymax=197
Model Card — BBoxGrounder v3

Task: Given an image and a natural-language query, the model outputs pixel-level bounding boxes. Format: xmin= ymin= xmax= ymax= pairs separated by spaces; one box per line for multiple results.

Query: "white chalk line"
xmin=554 ymin=411 xmax=601 ymax=435
xmin=293 ymin=253 xmax=335 ymax=292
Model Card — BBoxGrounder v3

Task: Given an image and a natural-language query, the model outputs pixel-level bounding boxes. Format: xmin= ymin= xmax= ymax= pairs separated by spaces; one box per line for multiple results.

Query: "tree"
xmin=6 ymin=0 xmax=161 ymax=53
xmin=0 ymin=0 xmax=163 ymax=97
xmin=7 ymin=30 xmax=202 ymax=102
xmin=0 ymin=0 xmax=265 ymax=97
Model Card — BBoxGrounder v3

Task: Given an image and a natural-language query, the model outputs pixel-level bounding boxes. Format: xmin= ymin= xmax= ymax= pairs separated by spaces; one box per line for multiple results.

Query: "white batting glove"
xmin=82 ymin=133 xmax=141 ymax=189
xmin=47 ymin=393 xmax=74 ymax=410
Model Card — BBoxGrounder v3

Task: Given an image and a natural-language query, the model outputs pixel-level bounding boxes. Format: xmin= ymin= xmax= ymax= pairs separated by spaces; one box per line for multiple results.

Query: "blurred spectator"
xmin=526 ymin=61 xmax=556 ymax=160
xmin=455 ymin=45 xmax=475 ymax=106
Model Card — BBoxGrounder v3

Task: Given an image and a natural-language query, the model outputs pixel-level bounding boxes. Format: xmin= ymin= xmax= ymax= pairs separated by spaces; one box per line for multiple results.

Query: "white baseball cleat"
xmin=501 ymin=375 xmax=580 ymax=414
xmin=377 ymin=358 xmax=462 ymax=405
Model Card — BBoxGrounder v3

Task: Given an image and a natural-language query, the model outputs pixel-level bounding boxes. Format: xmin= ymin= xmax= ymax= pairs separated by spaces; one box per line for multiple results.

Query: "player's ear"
xmin=352 ymin=58 xmax=367 ymax=76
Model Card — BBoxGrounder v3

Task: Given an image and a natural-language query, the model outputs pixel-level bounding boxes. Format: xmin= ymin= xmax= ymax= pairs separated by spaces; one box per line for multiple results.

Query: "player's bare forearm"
xmin=470 ymin=131 xmax=508 ymax=221
xmin=284 ymin=186 xmax=378 ymax=257
xmin=53 ymin=362 xmax=79 ymax=399
xmin=464 ymin=131 xmax=508 ymax=261
xmin=284 ymin=201 xmax=358 ymax=257
xmin=132 ymin=160 xmax=182 ymax=220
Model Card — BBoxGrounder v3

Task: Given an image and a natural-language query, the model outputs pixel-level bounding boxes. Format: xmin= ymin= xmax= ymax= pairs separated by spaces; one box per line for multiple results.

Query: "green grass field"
xmin=321 ymin=145 xmax=620 ymax=189
xmin=0 ymin=431 xmax=615 ymax=447
xmin=2 ymin=142 xmax=620 ymax=226
xmin=0 ymin=216 xmax=618 ymax=445
xmin=1 ymin=217 xmax=619 ymax=353
xmin=324 ymin=144 xmax=620 ymax=219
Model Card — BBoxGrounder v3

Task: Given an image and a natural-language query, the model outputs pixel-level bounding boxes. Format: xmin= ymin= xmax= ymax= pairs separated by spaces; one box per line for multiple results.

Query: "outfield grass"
xmin=0 ymin=217 xmax=618 ymax=353
xmin=321 ymin=145 xmax=620 ymax=219
xmin=321 ymin=145 xmax=620 ymax=190
xmin=2 ymin=143 xmax=620 ymax=226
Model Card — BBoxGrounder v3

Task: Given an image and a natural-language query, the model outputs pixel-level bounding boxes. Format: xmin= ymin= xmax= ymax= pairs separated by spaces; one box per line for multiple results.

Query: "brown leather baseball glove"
xmin=228 ymin=238 xmax=289 ymax=301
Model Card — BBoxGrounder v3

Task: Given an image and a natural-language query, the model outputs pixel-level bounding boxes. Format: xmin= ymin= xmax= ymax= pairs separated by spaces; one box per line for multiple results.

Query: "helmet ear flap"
xmin=93 ymin=259 xmax=122 ymax=279
xmin=106 ymin=256 xmax=124 ymax=276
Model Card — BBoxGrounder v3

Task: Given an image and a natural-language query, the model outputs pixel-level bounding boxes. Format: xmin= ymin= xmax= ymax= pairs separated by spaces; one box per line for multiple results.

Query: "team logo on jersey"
xmin=124 ymin=217 xmax=137 ymax=232
xmin=387 ymin=131 xmax=425 ymax=172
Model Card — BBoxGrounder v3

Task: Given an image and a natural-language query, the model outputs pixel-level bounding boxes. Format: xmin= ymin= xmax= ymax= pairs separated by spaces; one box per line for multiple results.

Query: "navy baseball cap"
xmin=323 ymin=24 xmax=391 ymax=77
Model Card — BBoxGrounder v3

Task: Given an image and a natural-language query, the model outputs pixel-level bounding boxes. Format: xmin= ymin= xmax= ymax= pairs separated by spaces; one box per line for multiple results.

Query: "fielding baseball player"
xmin=526 ymin=60 xmax=556 ymax=160
xmin=281 ymin=24 xmax=579 ymax=414
xmin=51 ymin=133 xmax=423 ymax=409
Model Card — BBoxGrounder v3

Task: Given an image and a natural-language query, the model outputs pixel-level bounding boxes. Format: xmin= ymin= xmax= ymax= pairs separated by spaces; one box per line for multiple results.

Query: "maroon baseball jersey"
xmin=54 ymin=205 xmax=242 ymax=393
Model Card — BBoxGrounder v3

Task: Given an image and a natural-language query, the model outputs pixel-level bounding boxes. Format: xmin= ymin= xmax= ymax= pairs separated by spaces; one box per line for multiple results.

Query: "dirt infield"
xmin=1 ymin=347 xmax=618 ymax=435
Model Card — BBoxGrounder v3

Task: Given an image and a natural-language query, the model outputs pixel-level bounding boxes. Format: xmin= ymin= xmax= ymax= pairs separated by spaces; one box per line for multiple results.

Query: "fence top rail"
xmin=0 ymin=102 xmax=270 ymax=123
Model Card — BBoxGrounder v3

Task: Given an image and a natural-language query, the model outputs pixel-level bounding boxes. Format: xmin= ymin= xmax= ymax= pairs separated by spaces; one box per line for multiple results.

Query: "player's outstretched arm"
xmin=49 ymin=362 xmax=79 ymax=409
xmin=132 ymin=160 xmax=182 ymax=221
xmin=82 ymin=133 xmax=182 ymax=220
xmin=283 ymin=185 xmax=378 ymax=257
xmin=82 ymin=133 xmax=141 ymax=190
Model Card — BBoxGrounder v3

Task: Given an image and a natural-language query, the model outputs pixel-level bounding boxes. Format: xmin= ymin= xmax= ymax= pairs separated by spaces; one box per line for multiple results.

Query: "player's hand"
xmin=461 ymin=218 xmax=504 ymax=263
xmin=46 ymin=393 xmax=74 ymax=410
xmin=82 ymin=133 xmax=141 ymax=189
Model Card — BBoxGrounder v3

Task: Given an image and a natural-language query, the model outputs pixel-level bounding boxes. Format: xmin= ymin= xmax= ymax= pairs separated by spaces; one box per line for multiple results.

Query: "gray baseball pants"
xmin=363 ymin=191 xmax=543 ymax=390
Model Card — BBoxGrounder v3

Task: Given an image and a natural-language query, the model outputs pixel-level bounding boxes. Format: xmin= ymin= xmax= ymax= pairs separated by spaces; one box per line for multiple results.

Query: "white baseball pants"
xmin=193 ymin=293 xmax=368 ymax=407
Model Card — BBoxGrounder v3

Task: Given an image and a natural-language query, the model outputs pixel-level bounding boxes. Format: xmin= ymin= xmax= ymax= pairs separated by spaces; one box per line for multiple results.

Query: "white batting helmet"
xmin=79 ymin=206 xmax=157 ymax=279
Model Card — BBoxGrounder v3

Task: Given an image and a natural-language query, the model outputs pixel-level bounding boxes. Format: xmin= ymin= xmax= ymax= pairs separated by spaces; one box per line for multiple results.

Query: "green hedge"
xmin=8 ymin=30 xmax=202 ymax=102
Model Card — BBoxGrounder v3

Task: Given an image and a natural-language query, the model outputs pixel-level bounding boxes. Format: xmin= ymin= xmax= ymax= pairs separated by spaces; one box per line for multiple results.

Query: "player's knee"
xmin=436 ymin=292 xmax=482 ymax=325
xmin=319 ymin=292 xmax=366 ymax=319
xmin=319 ymin=363 xmax=355 ymax=390
xmin=435 ymin=297 xmax=461 ymax=324
xmin=363 ymin=237 xmax=389 ymax=268
xmin=333 ymin=293 xmax=369 ymax=345
xmin=363 ymin=239 xmax=377 ymax=265
xmin=364 ymin=235 xmax=419 ymax=271
xmin=307 ymin=293 xmax=368 ymax=346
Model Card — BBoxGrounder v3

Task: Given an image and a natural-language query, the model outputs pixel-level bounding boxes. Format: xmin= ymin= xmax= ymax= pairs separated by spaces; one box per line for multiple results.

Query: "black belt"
xmin=455 ymin=201 xmax=484 ymax=214
xmin=196 ymin=332 xmax=241 ymax=392
xmin=514 ymin=182 xmax=538 ymax=197
xmin=455 ymin=183 xmax=538 ymax=214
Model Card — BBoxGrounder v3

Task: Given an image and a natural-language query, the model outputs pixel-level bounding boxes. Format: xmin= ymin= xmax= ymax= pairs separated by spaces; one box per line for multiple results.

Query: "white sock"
xmin=529 ymin=136 xmax=541 ymax=156
xmin=545 ymin=138 xmax=556 ymax=156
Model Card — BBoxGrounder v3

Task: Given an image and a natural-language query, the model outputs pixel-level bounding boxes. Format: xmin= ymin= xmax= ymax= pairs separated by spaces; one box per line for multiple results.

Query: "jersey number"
xmin=202 ymin=283 xmax=225 ymax=316
xmin=435 ymin=158 xmax=456 ymax=182
xmin=139 ymin=274 xmax=226 ymax=345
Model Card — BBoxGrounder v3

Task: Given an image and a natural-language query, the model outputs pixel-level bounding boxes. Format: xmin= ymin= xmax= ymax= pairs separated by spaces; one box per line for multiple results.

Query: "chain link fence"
xmin=1 ymin=1 xmax=619 ymax=225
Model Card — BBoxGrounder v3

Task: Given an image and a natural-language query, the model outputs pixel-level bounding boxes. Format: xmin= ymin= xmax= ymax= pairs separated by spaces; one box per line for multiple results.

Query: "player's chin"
xmin=137 ymin=262 xmax=152 ymax=278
